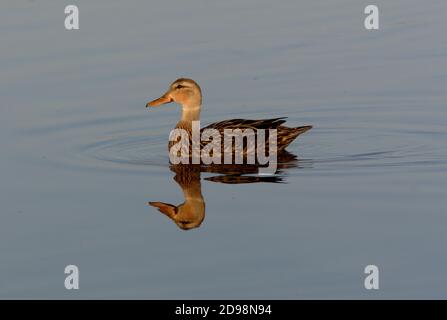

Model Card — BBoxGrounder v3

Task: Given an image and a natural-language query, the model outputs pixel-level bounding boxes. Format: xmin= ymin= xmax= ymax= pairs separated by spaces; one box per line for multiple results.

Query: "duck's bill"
xmin=149 ymin=201 xmax=177 ymax=217
xmin=146 ymin=94 xmax=173 ymax=107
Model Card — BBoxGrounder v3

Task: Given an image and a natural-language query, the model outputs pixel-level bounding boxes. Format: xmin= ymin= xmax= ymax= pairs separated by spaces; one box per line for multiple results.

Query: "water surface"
xmin=1 ymin=0 xmax=447 ymax=298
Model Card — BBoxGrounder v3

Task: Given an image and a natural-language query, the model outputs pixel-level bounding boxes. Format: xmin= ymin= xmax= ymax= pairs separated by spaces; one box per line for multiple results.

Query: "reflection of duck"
xmin=148 ymin=156 xmax=307 ymax=230
xmin=146 ymin=78 xmax=312 ymax=159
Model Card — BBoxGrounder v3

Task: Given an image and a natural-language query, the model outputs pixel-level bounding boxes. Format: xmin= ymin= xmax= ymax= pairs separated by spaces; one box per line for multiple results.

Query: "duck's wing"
xmin=201 ymin=117 xmax=311 ymax=152
xmin=200 ymin=118 xmax=288 ymax=155
xmin=202 ymin=117 xmax=287 ymax=132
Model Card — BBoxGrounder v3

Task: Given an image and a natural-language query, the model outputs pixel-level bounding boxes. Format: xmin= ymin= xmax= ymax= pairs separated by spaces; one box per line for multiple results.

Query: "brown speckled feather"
xmin=204 ymin=118 xmax=311 ymax=151
xmin=169 ymin=117 xmax=311 ymax=160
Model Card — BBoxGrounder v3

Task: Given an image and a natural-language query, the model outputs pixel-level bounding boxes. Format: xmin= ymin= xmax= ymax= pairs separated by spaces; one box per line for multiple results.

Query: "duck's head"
xmin=146 ymin=78 xmax=202 ymax=110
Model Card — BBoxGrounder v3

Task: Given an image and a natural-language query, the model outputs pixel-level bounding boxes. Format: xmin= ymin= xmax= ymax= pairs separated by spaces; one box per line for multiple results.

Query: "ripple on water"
xmin=295 ymin=125 xmax=447 ymax=173
xmin=24 ymin=111 xmax=446 ymax=174
xmin=76 ymin=124 xmax=447 ymax=175
xmin=79 ymin=131 xmax=169 ymax=168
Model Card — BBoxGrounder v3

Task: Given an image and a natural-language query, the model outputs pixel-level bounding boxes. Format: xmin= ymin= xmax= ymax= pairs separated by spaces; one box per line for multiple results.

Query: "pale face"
xmin=146 ymin=78 xmax=202 ymax=109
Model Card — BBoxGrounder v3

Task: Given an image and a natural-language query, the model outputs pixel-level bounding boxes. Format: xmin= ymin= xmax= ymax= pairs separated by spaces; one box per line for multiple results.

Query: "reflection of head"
xmin=149 ymin=165 xmax=205 ymax=231
xmin=149 ymin=199 xmax=205 ymax=230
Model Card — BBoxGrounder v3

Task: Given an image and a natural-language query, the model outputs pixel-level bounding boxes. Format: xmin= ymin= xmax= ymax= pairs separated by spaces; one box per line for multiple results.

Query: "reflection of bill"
xmin=168 ymin=121 xmax=278 ymax=175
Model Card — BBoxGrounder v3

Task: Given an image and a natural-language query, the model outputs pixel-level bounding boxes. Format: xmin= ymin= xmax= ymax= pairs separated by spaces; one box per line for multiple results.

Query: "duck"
xmin=145 ymin=78 xmax=312 ymax=161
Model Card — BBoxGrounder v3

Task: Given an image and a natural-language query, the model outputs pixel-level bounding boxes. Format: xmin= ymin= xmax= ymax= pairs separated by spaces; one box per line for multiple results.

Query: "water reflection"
xmin=149 ymin=165 xmax=205 ymax=230
xmin=149 ymin=151 xmax=309 ymax=230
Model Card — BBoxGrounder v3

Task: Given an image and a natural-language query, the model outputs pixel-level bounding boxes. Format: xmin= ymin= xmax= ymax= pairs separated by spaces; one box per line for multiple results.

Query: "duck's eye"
xmin=176 ymin=84 xmax=184 ymax=89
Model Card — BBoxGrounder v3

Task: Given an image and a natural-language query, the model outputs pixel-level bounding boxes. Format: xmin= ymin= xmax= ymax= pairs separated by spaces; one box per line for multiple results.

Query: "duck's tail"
xmin=277 ymin=125 xmax=312 ymax=152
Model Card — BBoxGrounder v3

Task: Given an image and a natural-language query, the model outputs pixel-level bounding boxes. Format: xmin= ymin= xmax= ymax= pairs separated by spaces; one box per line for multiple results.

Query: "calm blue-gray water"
xmin=1 ymin=0 xmax=446 ymax=298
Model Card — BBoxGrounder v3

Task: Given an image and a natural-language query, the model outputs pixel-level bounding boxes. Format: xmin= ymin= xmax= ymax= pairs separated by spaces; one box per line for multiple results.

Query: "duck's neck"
xmin=183 ymin=180 xmax=204 ymax=202
xmin=181 ymin=106 xmax=201 ymax=121
xmin=176 ymin=105 xmax=201 ymax=130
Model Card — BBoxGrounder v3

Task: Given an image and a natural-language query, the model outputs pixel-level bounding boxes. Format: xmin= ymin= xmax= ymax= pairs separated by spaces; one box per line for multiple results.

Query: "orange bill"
xmin=146 ymin=93 xmax=173 ymax=107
